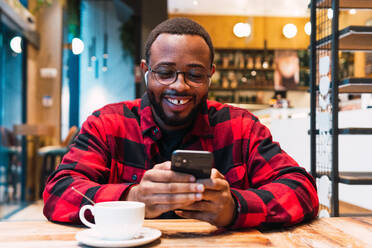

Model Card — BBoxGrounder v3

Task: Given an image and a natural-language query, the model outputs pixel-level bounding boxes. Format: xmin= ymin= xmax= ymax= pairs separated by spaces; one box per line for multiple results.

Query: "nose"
xmin=171 ymin=72 xmax=190 ymax=90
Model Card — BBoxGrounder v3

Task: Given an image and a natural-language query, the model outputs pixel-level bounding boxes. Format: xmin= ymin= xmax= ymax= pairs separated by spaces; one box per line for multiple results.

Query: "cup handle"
xmin=79 ymin=205 xmax=95 ymax=228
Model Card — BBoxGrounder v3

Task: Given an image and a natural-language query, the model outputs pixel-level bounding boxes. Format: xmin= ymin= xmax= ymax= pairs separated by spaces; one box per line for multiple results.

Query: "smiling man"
xmin=43 ymin=17 xmax=318 ymax=228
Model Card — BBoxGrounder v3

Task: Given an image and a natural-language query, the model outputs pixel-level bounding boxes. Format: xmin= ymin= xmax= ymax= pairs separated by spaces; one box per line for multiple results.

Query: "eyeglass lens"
xmin=150 ymin=66 xmax=209 ymax=87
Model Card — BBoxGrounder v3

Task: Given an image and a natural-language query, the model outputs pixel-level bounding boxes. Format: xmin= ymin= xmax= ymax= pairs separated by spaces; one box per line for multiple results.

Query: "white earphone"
xmin=144 ymin=71 xmax=149 ymax=86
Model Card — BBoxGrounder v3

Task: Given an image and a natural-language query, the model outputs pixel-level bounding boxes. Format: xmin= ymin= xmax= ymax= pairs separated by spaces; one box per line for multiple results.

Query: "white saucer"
xmin=75 ymin=227 xmax=161 ymax=247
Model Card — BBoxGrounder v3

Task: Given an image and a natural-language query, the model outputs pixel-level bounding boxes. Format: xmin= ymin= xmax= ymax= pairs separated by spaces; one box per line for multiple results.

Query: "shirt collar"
xmin=139 ymin=93 xmax=213 ymax=138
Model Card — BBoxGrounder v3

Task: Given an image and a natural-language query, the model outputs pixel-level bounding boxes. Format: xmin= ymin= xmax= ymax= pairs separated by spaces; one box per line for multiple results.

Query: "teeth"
xmin=167 ymin=98 xmax=190 ymax=105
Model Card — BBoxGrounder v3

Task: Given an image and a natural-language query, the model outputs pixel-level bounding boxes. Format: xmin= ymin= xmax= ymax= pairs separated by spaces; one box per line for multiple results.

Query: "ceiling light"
xmin=72 ymin=38 xmax=85 ymax=55
xmin=282 ymin=23 xmax=298 ymax=39
xmin=305 ymin=22 xmax=311 ymax=36
xmin=233 ymin=22 xmax=252 ymax=38
xmin=10 ymin=36 xmax=22 ymax=54
xmin=349 ymin=9 xmax=356 ymax=15
xmin=262 ymin=61 xmax=269 ymax=69
xmin=192 ymin=0 xmax=198 ymax=6
xmin=327 ymin=8 xmax=333 ymax=19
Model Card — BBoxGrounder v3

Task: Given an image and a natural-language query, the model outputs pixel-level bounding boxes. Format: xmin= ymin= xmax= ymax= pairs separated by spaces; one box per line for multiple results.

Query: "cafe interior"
xmin=1 ymin=0 xmax=372 ymax=245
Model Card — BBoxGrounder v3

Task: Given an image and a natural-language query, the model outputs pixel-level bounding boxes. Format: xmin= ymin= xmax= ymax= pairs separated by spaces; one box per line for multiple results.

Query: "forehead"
xmin=149 ymin=33 xmax=211 ymax=66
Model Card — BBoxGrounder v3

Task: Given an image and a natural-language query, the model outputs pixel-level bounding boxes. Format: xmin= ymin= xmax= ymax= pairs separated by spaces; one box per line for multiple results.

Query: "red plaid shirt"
xmin=43 ymin=94 xmax=318 ymax=228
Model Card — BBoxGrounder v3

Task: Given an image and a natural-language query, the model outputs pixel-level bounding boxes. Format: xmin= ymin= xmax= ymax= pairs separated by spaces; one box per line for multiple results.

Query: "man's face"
xmin=144 ymin=34 xmax=214 ymax=129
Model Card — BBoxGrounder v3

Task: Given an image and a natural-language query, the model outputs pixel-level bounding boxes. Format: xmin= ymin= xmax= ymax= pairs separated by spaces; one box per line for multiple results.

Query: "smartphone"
xmin=171 ymin=150 xmax=214 ymax=179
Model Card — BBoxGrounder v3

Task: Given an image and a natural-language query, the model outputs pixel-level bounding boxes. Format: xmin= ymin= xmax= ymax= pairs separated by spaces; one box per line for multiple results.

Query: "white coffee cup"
xmin=79 ymin=201 xmax=145 ymax=240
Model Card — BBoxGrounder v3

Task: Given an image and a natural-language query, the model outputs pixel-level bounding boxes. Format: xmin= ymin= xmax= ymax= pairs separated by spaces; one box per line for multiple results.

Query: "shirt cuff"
xmin=229 ymin=188 xmax=267 ymax=229
xmin=228 ymin=189 xmax=242 ymax=229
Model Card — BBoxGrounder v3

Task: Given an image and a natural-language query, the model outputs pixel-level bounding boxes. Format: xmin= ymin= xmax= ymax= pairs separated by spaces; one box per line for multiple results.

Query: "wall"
xmin=339 ymin=10 xmax=372 ymax=29
xmin=27 ymin=0 xmax=63 ymax=144
xmin=79 ymin=0 xmax=135 ymax=124
xmin=138 ymin=0 xmax=168 ymax=96
xmin=169 ymin=14 xmax=310 ymax=49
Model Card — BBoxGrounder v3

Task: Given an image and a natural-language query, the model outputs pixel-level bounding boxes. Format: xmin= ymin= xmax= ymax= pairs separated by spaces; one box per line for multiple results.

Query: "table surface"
xmin=0 ymin=217 xmax=372 ymax=247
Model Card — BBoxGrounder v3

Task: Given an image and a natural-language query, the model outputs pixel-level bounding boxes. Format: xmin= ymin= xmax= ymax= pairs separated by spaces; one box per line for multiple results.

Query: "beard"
xmin=147 ymin=89 xmax=207 ymax=127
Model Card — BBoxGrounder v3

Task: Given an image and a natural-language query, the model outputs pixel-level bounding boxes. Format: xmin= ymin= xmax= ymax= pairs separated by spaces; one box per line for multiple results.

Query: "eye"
xmin=187 ymin=71 xmax=205 ymax=81
xmin=155 ymin=69 xmax=175 ymax=79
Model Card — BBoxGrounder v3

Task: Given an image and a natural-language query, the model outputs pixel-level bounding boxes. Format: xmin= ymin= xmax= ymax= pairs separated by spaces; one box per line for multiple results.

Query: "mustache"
xmin=161 ymin=90 xmax=194 ymax=97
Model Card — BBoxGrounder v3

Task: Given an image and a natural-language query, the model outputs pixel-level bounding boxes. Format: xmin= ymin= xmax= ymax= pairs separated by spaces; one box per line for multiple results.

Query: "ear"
xmin=140 ymin=59 xmax=148 ymax=74
xmin=140 ymin=59 xmax=149 ymax=87
xmin=209 ymin=64 xmax=216 ymax=87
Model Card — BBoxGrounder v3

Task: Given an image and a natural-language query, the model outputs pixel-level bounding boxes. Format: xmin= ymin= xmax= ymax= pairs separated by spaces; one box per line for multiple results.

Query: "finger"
xmin=145 ymin=169 xmax=195 ymax=183
xmin=197 ymin=178 xmax=228 ymax=191
xmin=195 ymin=168 xmax=222 ymax=184
xmin=178 ymin=200 xmax=213 ymax=212
xmin=211 ymin=168 xmax=225 ymax=179
xmin=175 ymin=210 xmax=215 ymax=225
xmin=153 ymin=161 xmax=172 ymax=170
xmin=200 ymin=190 xmax=220 ymax=201
xmin=142 ymin=182 xmax=204 ymax=194
xmin=150 ymin=192 xmax=203 ymax=204
xmin=148 ymin=202 xmax=201 ymax=217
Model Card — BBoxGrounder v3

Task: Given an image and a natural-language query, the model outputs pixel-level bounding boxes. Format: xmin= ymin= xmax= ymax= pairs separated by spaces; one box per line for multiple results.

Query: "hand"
xmin=126 ymin=161 xmax=205 ymax=218
xmin=175 ymin=169 xmax=236 ymax=227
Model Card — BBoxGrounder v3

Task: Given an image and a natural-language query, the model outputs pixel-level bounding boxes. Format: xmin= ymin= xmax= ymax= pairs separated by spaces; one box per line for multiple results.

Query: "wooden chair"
xmin=38 ymin=126 xmax=79 ymax=197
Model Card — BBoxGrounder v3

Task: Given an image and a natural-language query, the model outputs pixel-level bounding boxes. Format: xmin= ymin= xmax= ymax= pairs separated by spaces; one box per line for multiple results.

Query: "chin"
xmin=162 ymin=113 xmax=193 ymax=127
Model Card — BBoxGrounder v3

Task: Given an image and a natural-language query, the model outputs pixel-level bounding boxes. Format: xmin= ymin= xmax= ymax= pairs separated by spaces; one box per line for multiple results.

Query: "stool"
xmin=37 ymin=126 xmax=79 ymax=198
xmin=38 ymin=147 xmax=68 ymax=197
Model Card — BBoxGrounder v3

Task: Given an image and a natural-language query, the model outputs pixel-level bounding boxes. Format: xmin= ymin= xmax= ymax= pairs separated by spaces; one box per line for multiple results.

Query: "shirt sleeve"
xmin=229 ymin=119 xmax=319 ymax=229
xmin=42 ymin=113 xmax=133 ymax=224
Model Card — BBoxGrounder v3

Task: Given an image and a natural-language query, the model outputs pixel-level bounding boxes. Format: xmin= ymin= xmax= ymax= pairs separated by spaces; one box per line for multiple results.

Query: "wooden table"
xmin=0 ymin=217 xmax=372 ymax=247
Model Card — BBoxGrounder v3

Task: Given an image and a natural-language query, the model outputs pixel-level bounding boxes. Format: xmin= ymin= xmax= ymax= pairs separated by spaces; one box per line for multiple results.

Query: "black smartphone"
xmin=171 ymin=150 xmax=214 ymax=179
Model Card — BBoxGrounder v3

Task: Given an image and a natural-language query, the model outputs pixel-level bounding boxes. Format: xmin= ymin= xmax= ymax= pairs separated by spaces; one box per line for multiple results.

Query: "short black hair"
xmin=145 ymin=17 xmax=214 ymax=67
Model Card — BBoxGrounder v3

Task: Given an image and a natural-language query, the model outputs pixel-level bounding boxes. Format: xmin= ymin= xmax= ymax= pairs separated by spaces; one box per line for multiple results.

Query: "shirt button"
xmin=153 ymin=128 xmax=159 ymax=135
xmin=132 ymin=174 xmax=137 ymax=181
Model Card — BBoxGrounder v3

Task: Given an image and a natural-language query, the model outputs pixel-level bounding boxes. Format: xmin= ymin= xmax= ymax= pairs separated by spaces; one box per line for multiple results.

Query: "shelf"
xmin=210 ymin=86 xmax=308 ymax=92
xmin=316 ymin=26 xmax=372 ymax=51
xmin=339 ymin=128 xmax=372 ymax=135
xmin=311 ymin=128 xmax=372 ymax=135
xmin=216 ymin=67 xmax=274 ymax=71
xmin=339 ymin=172 xmax=372 ymax=185
xmin=210 ymin=86 xmax=274 ymax=91
xmin=316 ymin=172 xmax=372 ymax=185
xmin=316 ymin=0 xmax=372 ymax=9
xmin=339 ymin=78 xmax=372 ymax=93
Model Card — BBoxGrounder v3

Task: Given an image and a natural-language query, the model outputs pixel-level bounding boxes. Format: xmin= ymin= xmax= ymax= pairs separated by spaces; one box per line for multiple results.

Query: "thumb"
xmin=210 ymin=168 xmax=225 ymax=179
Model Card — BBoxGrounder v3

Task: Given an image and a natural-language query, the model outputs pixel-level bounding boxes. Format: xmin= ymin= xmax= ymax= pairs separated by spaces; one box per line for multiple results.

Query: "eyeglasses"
xmin=147 ymin=65 xmax=211 ymax=88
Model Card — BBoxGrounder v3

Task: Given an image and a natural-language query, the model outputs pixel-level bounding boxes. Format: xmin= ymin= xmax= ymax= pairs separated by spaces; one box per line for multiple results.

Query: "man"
xmin=43 ymin=17 xmax=318 ymax=228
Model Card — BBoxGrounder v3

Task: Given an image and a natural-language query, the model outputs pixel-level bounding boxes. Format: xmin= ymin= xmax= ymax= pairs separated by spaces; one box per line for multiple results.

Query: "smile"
xmin=165 ymin=97 xmax=192 ymax=105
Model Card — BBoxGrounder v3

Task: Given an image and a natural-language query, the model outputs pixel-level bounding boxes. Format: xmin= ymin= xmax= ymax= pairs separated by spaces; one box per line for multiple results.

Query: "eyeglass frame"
xmin=146 ymin=64 xmax=212 ymax=88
